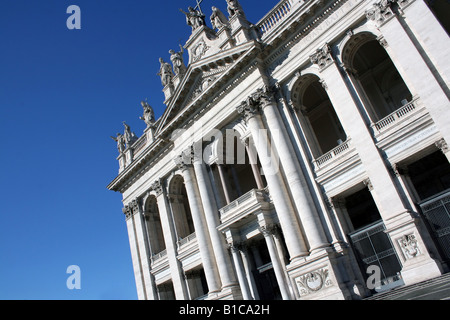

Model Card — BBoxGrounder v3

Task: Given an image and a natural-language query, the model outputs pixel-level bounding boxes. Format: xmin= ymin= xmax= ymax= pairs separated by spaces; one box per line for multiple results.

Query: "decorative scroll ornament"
xmin=295 ymin=268 xmax=333 ymax=297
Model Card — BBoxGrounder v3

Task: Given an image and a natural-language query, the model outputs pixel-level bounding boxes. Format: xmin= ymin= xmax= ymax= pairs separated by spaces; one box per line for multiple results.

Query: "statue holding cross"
xmin=180 ymin=6 xmax=206 ymax=31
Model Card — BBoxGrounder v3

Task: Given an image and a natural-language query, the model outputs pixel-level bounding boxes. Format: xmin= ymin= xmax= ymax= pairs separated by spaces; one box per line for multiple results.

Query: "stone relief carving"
xmin=398 ymin=234 xmax=421 ymax=260
xmin=192 ymin=39 xmax=211 ymax=62
xmin=295 ymin=267 xmax=333 ymax=297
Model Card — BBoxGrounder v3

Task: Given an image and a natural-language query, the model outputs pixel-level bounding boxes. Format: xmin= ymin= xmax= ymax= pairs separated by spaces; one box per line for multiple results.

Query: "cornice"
xmin=107 ymin=138 xmax=174 ymax=193
xmin=260 ymin=0 xmax=351 ymax=74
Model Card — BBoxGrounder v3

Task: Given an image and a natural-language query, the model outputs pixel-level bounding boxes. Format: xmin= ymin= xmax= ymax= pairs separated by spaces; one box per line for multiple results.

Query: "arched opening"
xmin=343 ymin=33 xmax=413 ymax=123
xmin=144 ymin=196 xmax=166 ymax=255
xmin=168 ymin=175 xmax=195 ymax=240
xmin=292 ymin=74 xmax=347 ymax=158
xmin=211 ymin=129 xmax=267 ymax=207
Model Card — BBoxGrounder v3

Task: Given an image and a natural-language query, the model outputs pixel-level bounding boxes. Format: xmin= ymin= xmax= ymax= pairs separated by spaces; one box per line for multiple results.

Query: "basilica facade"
xmin=108 ymin=0 xmax=450 ymax=300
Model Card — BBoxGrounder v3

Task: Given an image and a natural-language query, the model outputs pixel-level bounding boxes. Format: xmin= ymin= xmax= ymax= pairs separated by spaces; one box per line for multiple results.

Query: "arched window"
xmin=168 ymin=175 xmax=195 ymax=240
xmin=343 ymin=33 xmax=413 ymax=123
xmin=292 ymin=74 xmax=347 ymax=158
xmin=144 ymin=196 xmax=166 ymax=255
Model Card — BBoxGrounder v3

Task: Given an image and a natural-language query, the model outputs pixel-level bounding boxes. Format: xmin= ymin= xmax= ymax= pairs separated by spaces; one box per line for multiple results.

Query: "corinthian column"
xmin=236 ymin=94 xmax=308 ymax=262
xmin=257 ymin=86 xmax=328 ymax=252
xmin=175 ymin=150 xmax=222 ymax=294
xmin=191 ymin=145 xmax=238 ymax=290
xmin=151 ymin=180 xmax=189 ymax=300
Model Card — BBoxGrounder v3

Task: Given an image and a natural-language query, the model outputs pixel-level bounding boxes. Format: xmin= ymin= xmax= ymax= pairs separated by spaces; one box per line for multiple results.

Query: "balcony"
xmin=312 ymin=138 xmax=354 ymax=171
xmin=370 ymin=98 xmax=422 ymax=135
xmin=219 ymin=189 xmax=271 ymax=227
xmin=150 ymin=249 xmax=167 ymax=266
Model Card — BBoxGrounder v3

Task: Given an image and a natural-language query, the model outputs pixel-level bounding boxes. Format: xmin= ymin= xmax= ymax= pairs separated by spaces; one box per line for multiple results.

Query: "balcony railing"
xmin=313 ymin=138 xmax=352 ymax=170
xmin=177 ymin=232 xmax=197 ymax=249
xmin=371 ymin=99 xmax=419 ymax=133
xmin=219 ymin=188 xmax=269 ymax=224
xmin=257 ymin=0 xmax=295 ymax=37
xmin=150 ymin=249 xmax=167 ymax=265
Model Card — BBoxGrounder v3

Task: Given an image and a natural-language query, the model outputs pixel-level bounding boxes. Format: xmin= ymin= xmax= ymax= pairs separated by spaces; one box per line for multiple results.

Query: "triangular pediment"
xmin=154 ymin=39 xmax=257 ymax=137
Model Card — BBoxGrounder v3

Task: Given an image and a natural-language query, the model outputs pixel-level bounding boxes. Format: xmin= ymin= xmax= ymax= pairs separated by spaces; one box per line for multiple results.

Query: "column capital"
xmin=436 ymin=138 xmax=449 ymax=153
xmin=326 ymin=197 xmax=346 ymax=210
xmin=310 ymin=43 xmax=334 ymax=71
xmin=228 ymin=241 xmax=244 ymax=253
xmin=392 ymin=163 xmax=408 ymax=177
xmin=258 ymin=224 xmax=277 ymax=237
xmin=151 ymin=179 xmax=164 ymax=197
xmin=122 ymin=199 xmax=140 ymax=220
xmin=174 ymin=146 xmax=195 ymax=171
xmin=365 ymin=0 xmax=395 ymax=27
xmin=236 ymin=85 xmax=276 ymax=121
xmin=363 ymin=178 xmax=374 ymax=191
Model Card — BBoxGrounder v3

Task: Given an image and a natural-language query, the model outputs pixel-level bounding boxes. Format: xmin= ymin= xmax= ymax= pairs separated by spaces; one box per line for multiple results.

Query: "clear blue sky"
xmin=0 ymin=0 xmax=278 ymax=300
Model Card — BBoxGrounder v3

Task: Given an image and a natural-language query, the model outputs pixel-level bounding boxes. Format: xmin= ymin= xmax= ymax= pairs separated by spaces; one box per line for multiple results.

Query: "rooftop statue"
xmin=169 ymin=44 xmax=187 ymax=77
xmin=210 ymin=6 xmax=229 ymax=30
xmin=111 ymin=133 xmax=126 ymax=154
xmin=157 ymin=57 xmax=174 ymax=87
xmin=180 ymin=7 xmax=206 ymax=31
xmin=226 ymin=0 xmax=245 ymax=17
xmin=123 ymin=122 xmax=138 ymax=148
xmin=140 ymin=101 xmax=155 ymax=128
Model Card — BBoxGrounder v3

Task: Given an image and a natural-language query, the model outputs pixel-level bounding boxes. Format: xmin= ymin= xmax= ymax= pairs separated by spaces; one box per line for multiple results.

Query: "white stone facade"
xmin=108 ymin=0 xmax=450 ymax=300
